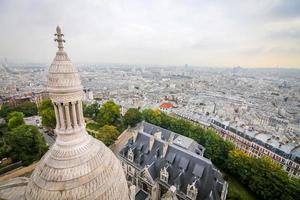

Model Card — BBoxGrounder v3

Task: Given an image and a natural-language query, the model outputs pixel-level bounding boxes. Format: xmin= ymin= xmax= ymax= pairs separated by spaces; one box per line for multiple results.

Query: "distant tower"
xmin=25 ymin=26 xmax=129 ymax=200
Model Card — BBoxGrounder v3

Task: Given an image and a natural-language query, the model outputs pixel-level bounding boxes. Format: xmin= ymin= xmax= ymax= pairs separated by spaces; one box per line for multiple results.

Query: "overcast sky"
xmin=0 ymin=0 xmax=299 ymax=68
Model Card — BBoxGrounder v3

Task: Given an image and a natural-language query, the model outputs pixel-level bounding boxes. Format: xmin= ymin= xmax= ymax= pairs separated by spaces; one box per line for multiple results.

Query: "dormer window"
xmin=128 ymin=148 xmax=134 ymax=162
xmin=160 ymin=167 xmax=169 ymax=183
xmin=187 ymin=182 xmax=198 ymax=200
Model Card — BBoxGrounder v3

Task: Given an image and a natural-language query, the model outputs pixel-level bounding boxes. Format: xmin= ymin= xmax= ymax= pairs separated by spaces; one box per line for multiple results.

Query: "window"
xmin=128 ymin=165 xmax=134 ymax=175
xmin=128 ymin=148 xmax=134 ymax=162
xmin=160 ymin=167 xmax=169 ymax=183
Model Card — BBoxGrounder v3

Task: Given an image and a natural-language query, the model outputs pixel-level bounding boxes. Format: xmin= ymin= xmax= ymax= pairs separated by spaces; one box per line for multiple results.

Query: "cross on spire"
xmin=54 ymin=25 xmax=65 ymax=51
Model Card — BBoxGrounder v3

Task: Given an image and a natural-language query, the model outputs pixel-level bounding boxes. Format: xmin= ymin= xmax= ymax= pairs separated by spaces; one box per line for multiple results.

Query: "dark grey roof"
xmin=119 ymin=122 xmax=225 ymax=200
xmin=143 ymin=121 xmax=173 ymax=141
xmin=142 ymin=122 xmax=205 ymax=154
xmin=211 ymin=119 xmax=300 ymax=164
xmin=135 ymin=190 xmax=148 ymax=200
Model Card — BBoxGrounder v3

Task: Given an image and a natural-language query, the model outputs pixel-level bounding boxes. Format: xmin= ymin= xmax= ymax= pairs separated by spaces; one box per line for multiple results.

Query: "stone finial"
xmin=54 ymin=25 xmax=65 ymax=50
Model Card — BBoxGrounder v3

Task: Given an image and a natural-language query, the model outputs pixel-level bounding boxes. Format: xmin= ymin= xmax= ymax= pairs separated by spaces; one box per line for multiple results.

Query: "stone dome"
xmin=47 ymin=51 xmax=82 ymax=93
xmin=25 ymin=134 xmax=129 ymax=200
xmin=25 ymin=26 xmax=129 ymax=200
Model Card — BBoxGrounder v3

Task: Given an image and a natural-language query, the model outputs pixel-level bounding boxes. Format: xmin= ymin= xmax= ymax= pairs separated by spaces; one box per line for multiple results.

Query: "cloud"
xmin=268 ymin=0 xmax=300 ymax=19
xmin=0 ymin=0 xmax=299 ymax=68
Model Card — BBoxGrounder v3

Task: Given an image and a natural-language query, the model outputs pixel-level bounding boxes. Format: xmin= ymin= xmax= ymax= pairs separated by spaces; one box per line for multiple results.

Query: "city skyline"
xmin=0 ymin=0 xmax=300 ymax=68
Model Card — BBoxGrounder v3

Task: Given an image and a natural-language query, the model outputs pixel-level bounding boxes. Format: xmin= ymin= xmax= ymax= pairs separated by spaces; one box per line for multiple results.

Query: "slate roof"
xmin=119 ymin=122 xmax=225 ymax=200
xmin=211 ymin=118 xmax=300 ymax=163
xmin=135 ymin=190 xmax=148 ymax=200
xmin=142 ymin=122 xmax=205 ymax=154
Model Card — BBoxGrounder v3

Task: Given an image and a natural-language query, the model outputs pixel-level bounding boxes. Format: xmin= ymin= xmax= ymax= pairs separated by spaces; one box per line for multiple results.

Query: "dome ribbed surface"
xmin=25 ymin=134 xmax=128 ymax=200
xmin=47 ymin=51 xmax=83 ymax=94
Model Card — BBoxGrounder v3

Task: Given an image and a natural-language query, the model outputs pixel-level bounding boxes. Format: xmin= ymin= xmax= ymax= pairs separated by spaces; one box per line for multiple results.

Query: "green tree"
xmin=96 ymin=101 xmax=121 ymax=127
xmin=142 ymin=109 xmax=162 ymax=125
xmin=124 ymin=108 xmax=143 ymax=127
xmin=227 ymin=149 xmax=300 ymax=200
xmin=0 ymin=128 xmax=10 ymax=159
xmin=40 ymin=108 xmax=56 ymax=128
xmin=38 ymin=99 xmax=53 ymax=111
xmin=7 ymin=124 xmax=47 ymax=165
xmin=38 ymin=99 xmax=56 ymax=129
xmin=83 ymin=103 xmax=100 ymax=119
xmin=94 ymin=125 xmax=119 ymax=146
xmin=14 ymin=101 xmax=38 ymax=117
xmin=7 ymin=111 xmax=25 ymax=130
xmin=0 ymin=104 xmax=11 ymax=118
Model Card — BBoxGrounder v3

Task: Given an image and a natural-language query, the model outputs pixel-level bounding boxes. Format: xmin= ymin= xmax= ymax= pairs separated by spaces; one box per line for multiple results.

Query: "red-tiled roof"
xmin=159 ymin=102 xmax=173 ymax=109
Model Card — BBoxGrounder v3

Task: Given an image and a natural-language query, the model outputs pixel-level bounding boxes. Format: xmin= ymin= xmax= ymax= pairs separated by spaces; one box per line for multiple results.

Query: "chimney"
xmin=154 ymin=131 xmax=162 ymax=140
xmin=149 ymin=136 xmax=155 ymax=150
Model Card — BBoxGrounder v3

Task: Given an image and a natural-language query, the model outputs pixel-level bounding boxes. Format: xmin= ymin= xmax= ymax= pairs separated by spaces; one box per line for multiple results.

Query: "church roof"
xmin=119 ymin=122 xmax=225 ymax=200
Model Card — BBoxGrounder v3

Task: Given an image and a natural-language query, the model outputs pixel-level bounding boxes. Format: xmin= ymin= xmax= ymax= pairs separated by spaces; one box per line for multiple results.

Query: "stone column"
xmin=79 ymin=102 xmax=85 ymax=125
xmin=76 ymin=102 xmax=84 ymax=126
xmin=64 ymin=103 xmax=72 ymax=130
xmin=76 ymin=102 xmax=82 ymax=126
xmin=71 ymin=102 xmax=78 ymax=128
xmin=53 ymin=103 xmax=60 ymax=129
xmin=58 ymin=104 xmax=65 ymax=129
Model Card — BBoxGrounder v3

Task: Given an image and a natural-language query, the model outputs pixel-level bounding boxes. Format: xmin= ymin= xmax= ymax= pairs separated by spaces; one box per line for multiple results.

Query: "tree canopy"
xmin=0 ymin=104 xmax=10 ymax=118
xmin=14 ymin=101 xmax=38 ymax=117
xmin=0 ymin=126 xmax=9 ymax=159
xmin=7 ymin=111 xmax=25 ymax=130
xmin=142 ymin=109 xmax=162 ymax=125
xmin=94 ymin=125 xmax=119 ymax=146
xmin=0 ymin=101 xmax=37 ymax=118
xmin=96 ymin=101 xmax=121 ymax=127
xmin=7 ymin=124 xmax=47 ymax=165
xmin=124 ymin=108 xmax=143 ymax=127
xmin=227 ymin=150 xmax=300 ymax=200
xmin=38 ymin=99 xmax=56 ymax=129
xmin=83 ymin=103 xmax=100 ymax=119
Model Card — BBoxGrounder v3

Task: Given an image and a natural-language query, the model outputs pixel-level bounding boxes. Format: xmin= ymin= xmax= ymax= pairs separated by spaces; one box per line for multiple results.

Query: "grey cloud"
xmin=267 ymin=28 xmax=300 ymax=40
xmin=0 ymin=0 xmax=299 ymax=67
xmin=269 ymin=0 xmax=300 ymax=19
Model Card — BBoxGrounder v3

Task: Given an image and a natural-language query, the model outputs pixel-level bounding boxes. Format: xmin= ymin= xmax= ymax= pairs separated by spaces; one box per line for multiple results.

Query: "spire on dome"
xmin=54 ymin=25 xmax=65 ymax=51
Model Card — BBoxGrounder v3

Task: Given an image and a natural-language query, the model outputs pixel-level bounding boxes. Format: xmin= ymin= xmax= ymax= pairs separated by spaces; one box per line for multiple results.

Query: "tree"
xmin=227 ymin=149 xmax=300 ymax=200
xmin=94 ymin=125 xmax=119 ymax=146
xmin=83 ymin=103 xmax=100 ymax=119
xmin=124 ymin=108 xmax=143 ymax=127
xmin=40 ymin=108 xmax=56 ymax=128
xmin=7 ymin=111 xmax=25 ymax=130
xmin=142 ymin=109 xmax=162 ymax=125
xmin=38 ymin=99 xmax=56 ymax=129
xmin=0 ymin=104 xmax=11 ymax=118
xmin=7 ymin=124 xmax=47 ymax=165
xmin=96 ymin=101 xmax=121 ymax=127
xmin=14 ymin=101 xmax=38 ymax=117
xmin=0 ymin=126 xmax=10 ymax=159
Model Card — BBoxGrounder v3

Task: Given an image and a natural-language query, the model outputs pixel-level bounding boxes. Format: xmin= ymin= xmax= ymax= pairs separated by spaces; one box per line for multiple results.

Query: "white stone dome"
xmin=47 ymin=51 xmax=82 ymax=93
xmin=25 ymin=134 xmax=129 ymax=200
xmin=25 ymin=26 xmax=129 ymax=200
